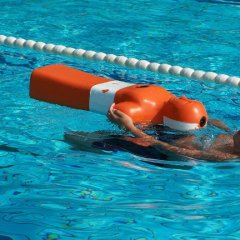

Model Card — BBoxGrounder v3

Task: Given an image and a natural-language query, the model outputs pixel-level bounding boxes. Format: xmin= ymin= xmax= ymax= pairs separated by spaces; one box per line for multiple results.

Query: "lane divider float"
xmin=0 ymin=35 xmax=240 ymax=87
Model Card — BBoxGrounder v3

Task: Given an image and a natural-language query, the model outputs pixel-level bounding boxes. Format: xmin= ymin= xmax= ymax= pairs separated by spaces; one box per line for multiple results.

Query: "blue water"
xmin=1 ymin=0 xmax=240 ymax=239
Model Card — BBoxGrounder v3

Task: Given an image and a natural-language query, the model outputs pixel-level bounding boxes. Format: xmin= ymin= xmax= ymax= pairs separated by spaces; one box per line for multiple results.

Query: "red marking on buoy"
xmin=102 ymin=89 xmax=109 ymax=93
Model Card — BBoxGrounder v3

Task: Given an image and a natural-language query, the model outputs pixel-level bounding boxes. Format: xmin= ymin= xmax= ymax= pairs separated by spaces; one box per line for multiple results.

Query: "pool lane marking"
xmin=0 ymin=34 xmax=239 ymax=87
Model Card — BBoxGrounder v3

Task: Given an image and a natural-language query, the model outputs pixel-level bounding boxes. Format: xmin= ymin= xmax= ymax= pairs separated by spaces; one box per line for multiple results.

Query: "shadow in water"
xmin=64 ymin=131 xmax=194 ymax=171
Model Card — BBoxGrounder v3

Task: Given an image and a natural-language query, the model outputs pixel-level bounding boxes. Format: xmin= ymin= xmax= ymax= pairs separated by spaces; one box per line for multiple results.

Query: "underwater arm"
xmin=152 ymin=139 xmax=215 ymax=161
xmin=208 ymin=118 xmax=230 ymax=132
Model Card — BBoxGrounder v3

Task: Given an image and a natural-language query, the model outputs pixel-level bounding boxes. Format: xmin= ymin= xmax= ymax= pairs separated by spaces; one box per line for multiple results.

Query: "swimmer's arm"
xmin=108 ymin=106 xmax=224 ymax=161
xmin=208 ymin=118 xmax=230 ymax=132
xmin=124 ymin=123 xmax=219 ymax=160
xmin=123 ymin=120 xmax=221 ymax=161
xmin=152 ymin=140 xmax=218 ymax=161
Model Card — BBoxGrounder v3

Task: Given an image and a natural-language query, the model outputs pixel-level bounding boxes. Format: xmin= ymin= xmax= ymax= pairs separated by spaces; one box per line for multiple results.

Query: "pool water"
xmin=1 ymin=0 xmax=240 ymax=239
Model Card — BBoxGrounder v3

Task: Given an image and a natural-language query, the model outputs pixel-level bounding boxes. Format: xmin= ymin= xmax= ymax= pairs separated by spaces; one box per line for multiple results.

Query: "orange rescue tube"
xmin=30 ymin=64 xmax=208 ymax=131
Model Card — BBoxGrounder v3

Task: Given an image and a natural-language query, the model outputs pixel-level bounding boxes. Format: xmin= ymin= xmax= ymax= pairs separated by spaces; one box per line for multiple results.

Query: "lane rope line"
xmin=0 ymin=34 xmax=239 ymax=87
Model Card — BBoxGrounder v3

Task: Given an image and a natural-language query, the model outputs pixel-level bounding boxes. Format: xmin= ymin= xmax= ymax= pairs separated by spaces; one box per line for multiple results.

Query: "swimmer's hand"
xmin=107 ymin=104 xmax=152 ymax=139
xmin=107 ymin=104 xmax=134 ymax=131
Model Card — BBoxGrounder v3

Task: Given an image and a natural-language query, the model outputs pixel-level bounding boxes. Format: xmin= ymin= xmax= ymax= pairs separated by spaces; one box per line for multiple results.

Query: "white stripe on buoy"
xmin=89 ymin=80 xmax=133 ymax=114
xmin=163 ymin=116 xmax=199 ymax=131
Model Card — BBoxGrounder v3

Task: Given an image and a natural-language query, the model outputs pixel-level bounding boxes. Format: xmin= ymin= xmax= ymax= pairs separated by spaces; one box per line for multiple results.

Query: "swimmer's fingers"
xmin=107 ymin=109 xmax=124 ymax=126
xmin=107 ymin=107 xmax=119 ymax=124
xmin=111 ymin=109 xmax=127 ymax=122
xmin=112 ymin=109 xmax=123 ymax=117
xmin=107 ymin=104 xmax=114 ymax=120
xmin=107 ymin=103 xmax=116 ymax=118
xmin=108 ymin=104 xmax=123 ymax=120
xmin=109 ymin=103 xmax=115 ymax=112
xmin=110 ymin=111 xmax=122 ymax=123
xmin=107 ymin=103 xmax=134 ymax=130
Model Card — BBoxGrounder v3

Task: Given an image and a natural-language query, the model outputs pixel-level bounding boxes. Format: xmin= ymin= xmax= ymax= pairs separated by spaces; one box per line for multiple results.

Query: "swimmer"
xmin=64 ymin=103 xmax=238 ymax=162
xmin=105 ymin=104 xmax=240 ymax=161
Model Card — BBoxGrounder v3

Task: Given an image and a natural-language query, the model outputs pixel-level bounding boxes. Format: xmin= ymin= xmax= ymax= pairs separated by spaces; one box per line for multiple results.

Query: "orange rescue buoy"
xmin=30 ymin=64 xmax=208 ymax=131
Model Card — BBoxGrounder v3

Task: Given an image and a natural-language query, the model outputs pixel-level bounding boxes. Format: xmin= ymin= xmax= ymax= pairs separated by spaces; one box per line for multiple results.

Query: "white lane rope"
xmin=0 ymin=34 xmax=239 ymax=87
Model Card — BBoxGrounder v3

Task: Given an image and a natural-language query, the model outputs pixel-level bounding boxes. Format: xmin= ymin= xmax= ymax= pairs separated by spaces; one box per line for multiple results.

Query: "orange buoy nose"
xmin=163 ymin=96 xmax=208 ymax=131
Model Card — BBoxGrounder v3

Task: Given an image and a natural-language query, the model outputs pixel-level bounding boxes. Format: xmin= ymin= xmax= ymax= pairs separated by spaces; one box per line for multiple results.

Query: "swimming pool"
xmin=1 ymin=0 xmax=240 ymax=239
